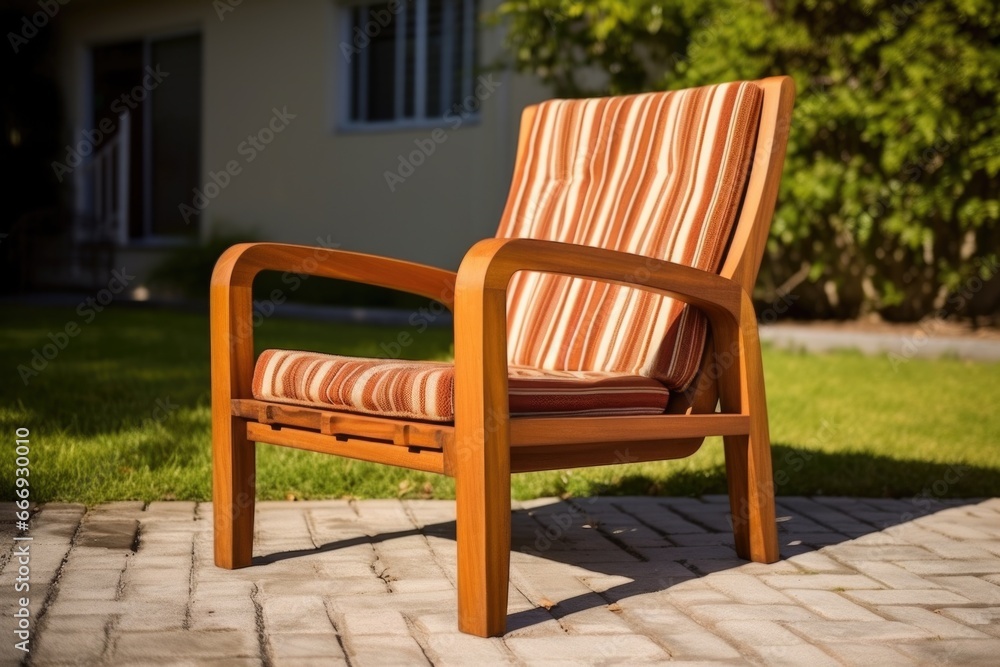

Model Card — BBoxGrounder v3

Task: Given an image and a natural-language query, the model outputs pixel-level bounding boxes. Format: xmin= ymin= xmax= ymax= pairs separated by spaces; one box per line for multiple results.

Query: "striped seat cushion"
xmin=252 ymin=349 xmax=670 ymax=422
xmin=499 ymin=81 xmax=763 ymax=391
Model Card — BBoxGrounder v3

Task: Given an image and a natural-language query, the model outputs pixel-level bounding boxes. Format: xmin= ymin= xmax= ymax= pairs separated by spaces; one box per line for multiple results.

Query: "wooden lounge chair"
xmin=211 ymin=77 xmax=795 ymax=637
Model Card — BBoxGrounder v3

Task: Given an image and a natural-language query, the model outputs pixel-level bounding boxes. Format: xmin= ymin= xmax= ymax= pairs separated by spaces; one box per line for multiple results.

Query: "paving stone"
xmin=262 ymin=595 xmax=334 ymax=634
xmin=899 ymin=559 xmax=1000 ymax=575
xmin=412 ymin=611 xmax=463 ymax=635
xmin=704 ymin=573 xmax=794 ymax=604
xmin=877 ymin=605 xmax=991 ymax=639
xmin=790 ymin=620 xmax=932 ymax=642
xmin=859 ymin=499 xmax=911 ymax=512
xmin=505 ymin=634 xmax=668 ymax=663
xmin=786 ymin=550 xmax=854 ymax=573
xmin=817 ymin=643 xmax=919 ymax=666
xmin=346 ymin=634 xmax=430 ymax=666
xmin=649 ymin=630 xmax=744 ymax=661
xmin=510 ymin=563 xmax=603 ymax=603
xmin=919 ymin=540 xmax=998 ymax=559
xmin=748 ymin=643 xmax=841 ymax=667
xmin=268 ymin=632 xmax=346 ymax=660
xmin=113 ymin=630 xmax=259 ymax=660
xmin=339 ymin=610 xmax=410 ymax=636
xmin=625 ymin=508 xmax=714 ymax=536
xmin=812 ymin=496 xmax=882 ymax=513
xmin=76 ymin=519 xmax=139 ymax=550
xmin=895 ymin=638 xmax=1000 ymax=665
xmin=145 ymin=501 xmax=197 ymax=515
xmin=844 ymin=588 xmax=971 ymax=606
xmin=784 ymin=532 xmax=848 ymax=547
xmin=850 ymin=510 xmax=908 ymax=528
xmin=53 ymin=567 xmax=123 ymax=601
xmin=779 ymin=498 xmax=877 ymax=536
xmin=825 ymin=544 xmax=938 ymax=562
xmin=314 ymin=559 xmax=389 ymax=580
xmin=84 ymin=501 xmax=144 ymax=518
xmin=759 ymin=573 xmax=884 ymax=590
xmin=576 ymin=572 xmax=636 ymax=593
xmin=662 ymin=586 xmax=734 ymax=607
xmin=519 ymin=547 xmax=643 ymax=564
xmin=844 ymin=560 xmax=943 ymax=590
xmin=773 ymin=505 xmax=835 ymax=534
xmin=39 ymin=612 xmax=113 ymax=635
xmin=930 ymin=575 xmax=1000 ymax=603
xmin=780 ymin=589 xmax=883 ymax=621
xmin=638 ymin=545 xmax=740 ymax=561
xmin=895 ymin=524 xmax=1000 ymax=559
xmin=503 ymin=606 xmax=564 ymax=637
xmin=421 ymin=634 xmax=512 ymax=666
xmin=916 ymin=516 xmax=996 ymax=541
xmin=271 ymin=651 xmax=346 ymax=666
xmin=190 ymin=596 xmax=257 ymax=631
xmin=977 ymin=544 xmax=1000 ymax=558
xmin=115 ymin=601 xmax=188 ymax=631
xmin=19 ymin=498 xmax=1000 ymax=666
xmin=938 ymin=606 xmax=1000 ymax=633
xmin=60 ymin=551 xmax=131 ymax=572
xmin=260 ymin=576 xmax=386 ymax=597
xmin=325 ymin=589 xmax=455 ymax=613
xmin=192 ymin=579 xmax=256 ymax=599
xmin=848 ymin=531 xmax=909 ymax=547
xmin=174 ymin=659 xmax=264 ymax=667
xmin=28 ymin=630 xmax=107 ymax=665
xmin=391 ymin=578 xmax=455 ymax=593
xmin=27 ymin=517 xmax=79 ymax=542
xmin=33 ymin=599 xmax=127 ymax=616
xmin=137 ymin=535 xmax=194 ymax=556
xmin=713 ymin=619 xmax=805 ymax=646
xmin=688 ymin=603 xmax=818 ymax=622
xmin=664 ymin=528 xmax=735 ymax=546
xmin=729 ymin=559 xmax=802 ymax=575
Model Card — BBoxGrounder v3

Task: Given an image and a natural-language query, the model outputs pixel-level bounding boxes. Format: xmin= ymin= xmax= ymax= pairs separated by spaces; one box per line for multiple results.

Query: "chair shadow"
xmin=252 ymin=451 xmax=995 ymax=633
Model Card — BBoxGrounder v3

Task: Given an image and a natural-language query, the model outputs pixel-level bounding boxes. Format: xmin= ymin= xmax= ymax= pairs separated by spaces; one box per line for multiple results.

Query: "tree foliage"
xmin=494 ymin=0 xmax=1000 ymax=320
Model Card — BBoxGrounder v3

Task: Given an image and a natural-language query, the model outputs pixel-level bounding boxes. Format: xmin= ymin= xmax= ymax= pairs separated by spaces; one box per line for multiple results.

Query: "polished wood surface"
xmin=211 ymin=76 xmax=796 ymax=636
xmin=246 ymin=422 xmax=446 ymax=474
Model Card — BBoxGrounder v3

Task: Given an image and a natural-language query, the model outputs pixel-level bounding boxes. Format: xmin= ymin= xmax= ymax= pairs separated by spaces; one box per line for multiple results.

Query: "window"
xmin=339 ymin=0 xmax=476 ymax=129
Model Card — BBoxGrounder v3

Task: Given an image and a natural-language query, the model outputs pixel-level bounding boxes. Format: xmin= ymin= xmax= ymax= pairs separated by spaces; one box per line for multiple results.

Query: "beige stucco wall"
xmin=54 ymin=0 xmax=550 ymax=271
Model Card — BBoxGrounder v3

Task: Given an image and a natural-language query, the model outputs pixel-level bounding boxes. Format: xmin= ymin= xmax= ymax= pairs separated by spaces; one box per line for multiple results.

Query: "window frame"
xmin=335 ymin=0 xmax=478 ymax=133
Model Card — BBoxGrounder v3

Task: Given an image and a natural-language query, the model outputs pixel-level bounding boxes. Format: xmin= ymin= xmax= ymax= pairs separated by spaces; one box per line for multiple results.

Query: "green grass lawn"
xmin=2 ymin=304 xmax=998 ymax=503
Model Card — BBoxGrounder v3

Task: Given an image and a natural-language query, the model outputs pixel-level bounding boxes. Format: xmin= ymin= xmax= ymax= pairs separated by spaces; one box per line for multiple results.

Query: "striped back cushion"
xmin=498 ymin=82 xmax=763 ymax=391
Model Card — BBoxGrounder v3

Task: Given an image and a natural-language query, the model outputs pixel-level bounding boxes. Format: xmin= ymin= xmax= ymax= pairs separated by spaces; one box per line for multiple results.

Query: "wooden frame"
xmin=211 ymin=76 xmax=796 ymax=637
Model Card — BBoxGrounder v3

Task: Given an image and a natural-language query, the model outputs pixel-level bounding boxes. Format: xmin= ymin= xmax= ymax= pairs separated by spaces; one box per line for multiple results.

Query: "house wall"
xmin=53 ymin=0 xmax=550 ymax=276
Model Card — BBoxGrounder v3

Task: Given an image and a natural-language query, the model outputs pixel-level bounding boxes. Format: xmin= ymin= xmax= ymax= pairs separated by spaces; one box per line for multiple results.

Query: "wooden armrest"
xmin=455 ymin=237 xmax=745 ymax=323
xmin=450 ymin=238 xmax=758 ymax=442
xmin=211 ymin=242 xmax=457 ymax=309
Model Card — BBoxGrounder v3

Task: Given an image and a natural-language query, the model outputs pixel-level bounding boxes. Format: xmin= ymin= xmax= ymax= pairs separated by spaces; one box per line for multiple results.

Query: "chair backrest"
xmin=497 ymin=80 xmax=786 ymax=392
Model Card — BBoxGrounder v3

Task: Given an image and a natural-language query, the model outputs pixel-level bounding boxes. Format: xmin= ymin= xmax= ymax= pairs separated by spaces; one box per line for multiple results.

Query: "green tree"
xmin=494 ymin=0 xmax=1000 ymax=320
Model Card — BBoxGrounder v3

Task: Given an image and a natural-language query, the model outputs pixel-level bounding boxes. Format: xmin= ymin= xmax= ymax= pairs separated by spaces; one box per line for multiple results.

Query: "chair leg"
xmin=213 ymin=415 xmax=255 ymax=569
xmin=724 ymin=428 xmax=779 ymax=563
xmin=717 ymin=297 xmax=779 ymax=564
xmin=455 ymin=435 xmax=511 ymax=637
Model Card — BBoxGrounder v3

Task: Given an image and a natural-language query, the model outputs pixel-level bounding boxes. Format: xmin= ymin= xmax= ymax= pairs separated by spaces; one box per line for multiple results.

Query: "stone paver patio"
xmin=2 ymin=496 xmax=1000 ymax=666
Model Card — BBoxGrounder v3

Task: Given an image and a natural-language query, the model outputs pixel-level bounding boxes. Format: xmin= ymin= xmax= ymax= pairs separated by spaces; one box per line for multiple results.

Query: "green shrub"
xmin=494 ymin=0 xmax=1000 ymax=320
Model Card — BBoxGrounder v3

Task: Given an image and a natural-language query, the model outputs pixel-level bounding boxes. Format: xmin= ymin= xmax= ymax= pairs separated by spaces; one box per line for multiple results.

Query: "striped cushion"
xmin=253 ymin=349 xmax=670 ymax=423
xmin=498 ymin=82 xmax=762 ymax=391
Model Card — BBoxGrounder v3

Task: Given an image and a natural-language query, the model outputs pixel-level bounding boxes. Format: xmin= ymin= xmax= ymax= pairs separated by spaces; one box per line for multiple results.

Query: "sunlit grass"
xmin=2 ymin=304 xmax=998 ymax=503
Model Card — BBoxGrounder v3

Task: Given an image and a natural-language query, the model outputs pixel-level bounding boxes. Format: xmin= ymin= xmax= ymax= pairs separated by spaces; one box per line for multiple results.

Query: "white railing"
xmin=74 ymin=113 xmax=130 ymax=245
